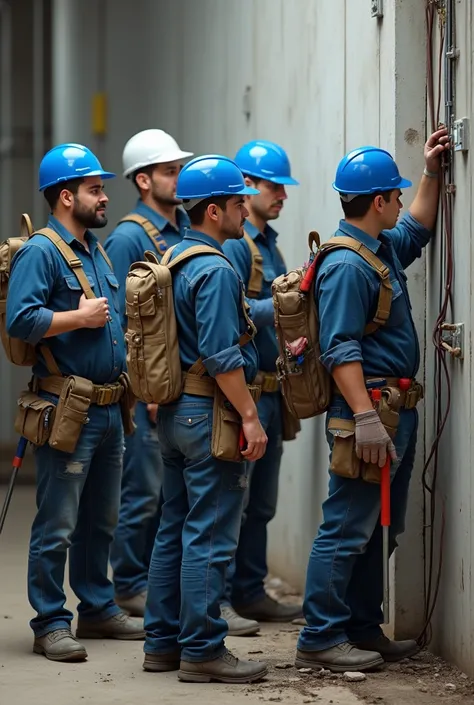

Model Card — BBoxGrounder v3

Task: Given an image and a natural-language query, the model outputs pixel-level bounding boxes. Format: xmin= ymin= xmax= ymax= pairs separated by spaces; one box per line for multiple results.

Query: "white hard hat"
xmin=122 ymin=129 xmax=194 ymax=178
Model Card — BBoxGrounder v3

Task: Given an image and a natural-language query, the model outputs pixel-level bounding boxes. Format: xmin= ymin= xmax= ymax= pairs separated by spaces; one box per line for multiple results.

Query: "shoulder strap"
xmin=243 ymin=231 xmax=264 ymax=298
xmin=96 ymin=242 xmax=113 ymax=270
xmin=35 ymin=228 xmax=96 ymax=300
xmin=319 ymin=236 xmax=392 ymax=334
xmin=119 ymin=213 xmax=168 ymax=256
xmin=160 ymin=244 xmax=256 ymax=378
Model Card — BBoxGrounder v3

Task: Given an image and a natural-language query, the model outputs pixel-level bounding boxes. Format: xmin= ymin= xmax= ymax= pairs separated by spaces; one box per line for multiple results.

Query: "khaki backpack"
xmin=0 ymin=213 xmax=113 ymax=374
xmin=125 ymin=245 xmax=255 ymax=405
xmin=272 ymin=231 xmax=393 ymax=419
xmin=119 ymin=213 xmax=169 ymax=258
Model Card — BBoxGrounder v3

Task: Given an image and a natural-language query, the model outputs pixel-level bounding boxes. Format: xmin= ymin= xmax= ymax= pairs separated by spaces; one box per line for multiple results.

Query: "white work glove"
xmin=354 ymin=409 xmax=397 ymax=468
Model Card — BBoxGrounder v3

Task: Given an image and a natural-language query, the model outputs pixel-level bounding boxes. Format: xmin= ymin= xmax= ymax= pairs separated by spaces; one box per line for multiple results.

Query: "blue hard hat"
xmin=333 ymin=146 xmax=412 ymax=196
xmin=39 ymin=143 xmax=116 ymax=191
xmin=234 ymin=140 xmax=299 ymax=185
xmin=176 ymin=154 xmax=259 ymax=201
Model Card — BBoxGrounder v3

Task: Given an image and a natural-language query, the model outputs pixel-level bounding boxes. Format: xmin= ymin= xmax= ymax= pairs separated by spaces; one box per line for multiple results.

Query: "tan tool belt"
xmin=254 ymin=371 xmax=280 ymax=394
xmin=181 ymin=372 xmax=261 ymax=462
xmin=333 ymin=377 xmax=424 ymax=411
xmin=38 ymin=375 xmax=124 ymax=406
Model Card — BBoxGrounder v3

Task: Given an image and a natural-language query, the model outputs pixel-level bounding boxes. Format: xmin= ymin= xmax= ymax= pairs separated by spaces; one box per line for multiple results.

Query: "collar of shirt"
xmin=47 ymin=215 xmax=98 ymax=252
xmin=135 ymin=199 xmax=190 ymax=233
xmin=244 ymin=219 xmax=278 ymax=243
xmin=337 ymin=219 xmax=386 ymax=254
xmin=182 ymin=229 xmax=225 ymax=253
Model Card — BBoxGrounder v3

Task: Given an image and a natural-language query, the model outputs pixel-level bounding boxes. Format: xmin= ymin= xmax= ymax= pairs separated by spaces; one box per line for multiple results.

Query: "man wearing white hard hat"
xmin=105 ymin=129 xmax=193 ymax=617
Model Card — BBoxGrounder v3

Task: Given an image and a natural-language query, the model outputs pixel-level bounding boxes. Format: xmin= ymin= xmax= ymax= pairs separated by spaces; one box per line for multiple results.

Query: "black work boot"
xmin=178 ymin=650 xmax=268 ymax=683
xmin=352 ymin=634 xmax=420 ymax=662
xmin=235 ymin=594 xmax=303 ymax=623
xmin=295 ymin=642 xmax=384 ymax=673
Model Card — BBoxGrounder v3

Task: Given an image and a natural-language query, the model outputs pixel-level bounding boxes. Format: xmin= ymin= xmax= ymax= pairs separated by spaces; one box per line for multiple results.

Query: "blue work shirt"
xmin=104 ymin=199 xmax=190 ymax=328
xmin=316 ymin=212 xmax=432 ymax=379
xmin=223 ymin=221 xmax=285 ymax=372
xmin=6 ymin=216 xmax=126 ymax=384
xmin=170 ymin=229 xmax=259 ymax=383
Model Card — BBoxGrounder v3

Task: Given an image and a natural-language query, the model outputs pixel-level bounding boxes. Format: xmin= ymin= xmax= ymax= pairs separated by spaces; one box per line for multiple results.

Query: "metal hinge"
xmin=440 ymin=322 xmax=464 ymax=359
xmin=371 ymin=0 xmax=383 ymax=18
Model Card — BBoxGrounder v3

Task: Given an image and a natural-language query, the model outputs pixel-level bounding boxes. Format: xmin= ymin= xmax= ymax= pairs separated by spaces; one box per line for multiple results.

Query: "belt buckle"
xmin=263 ymin=373 xmax=279 ymax=394
xmin=97 ymin=386 xmax=113 ymax=406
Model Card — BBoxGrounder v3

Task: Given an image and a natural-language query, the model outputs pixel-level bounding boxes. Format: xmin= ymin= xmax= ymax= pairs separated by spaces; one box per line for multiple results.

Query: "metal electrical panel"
xmin=453 ymin=117 xmax=469 ymax=152
xmin=371 ymin=0 xmax=383 ymax=18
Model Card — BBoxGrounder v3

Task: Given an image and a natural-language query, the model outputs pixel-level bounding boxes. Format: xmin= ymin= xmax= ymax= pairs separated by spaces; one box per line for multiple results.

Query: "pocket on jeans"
xmin=174 ymin=413 xmax=211 ymax=461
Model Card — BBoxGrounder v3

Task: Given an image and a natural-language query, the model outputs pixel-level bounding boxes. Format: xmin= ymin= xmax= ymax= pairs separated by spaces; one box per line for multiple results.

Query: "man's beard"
xmin=222 ymin=219 xmax=245 ymax=240
xmin=73 ymin=200 xmax=107 ymax=229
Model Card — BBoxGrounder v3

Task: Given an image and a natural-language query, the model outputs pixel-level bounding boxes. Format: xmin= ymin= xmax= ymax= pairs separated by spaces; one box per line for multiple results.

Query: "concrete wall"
xmin=2 ymin=0 xmax=472 ymax=676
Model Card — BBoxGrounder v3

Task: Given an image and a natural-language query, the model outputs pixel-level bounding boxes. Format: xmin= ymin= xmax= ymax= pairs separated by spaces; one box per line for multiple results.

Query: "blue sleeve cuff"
xmin=320 ymin=340 xmax=363 ymax=373
xmin=249 ymin=297 xmax=274 ymax=328
xmin=24 ymin=308 xmax=54 ymax=345
xmin=204 ymin=344 xmax=244 ymax=377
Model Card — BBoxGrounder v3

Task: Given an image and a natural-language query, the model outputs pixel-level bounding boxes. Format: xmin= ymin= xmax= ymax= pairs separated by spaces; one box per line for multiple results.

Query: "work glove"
xmin=354 ymin=409 xmax=397 ymax=468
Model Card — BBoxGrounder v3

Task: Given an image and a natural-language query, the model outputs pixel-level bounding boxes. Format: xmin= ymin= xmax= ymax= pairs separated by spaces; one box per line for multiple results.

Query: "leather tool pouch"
xmin=48 ymin=376 xmax=93 ymax=454
xmin=211 ymin=384 xmax=261 ymax=463
xmin=361 ymin=394 xmax=400 ymax=483
xmin=328 ymin=417 xmax=361 ymax=479
xmin=281 ymin=397 xmax=301 ymax=442
xmin=118 ymin=372 xmax=136 ymax=436
xmin=14 ymin=391 xmax=56 ymax=446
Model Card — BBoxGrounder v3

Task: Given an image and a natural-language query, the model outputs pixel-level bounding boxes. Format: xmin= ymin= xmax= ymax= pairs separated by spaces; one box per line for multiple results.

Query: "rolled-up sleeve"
xmin=384 ymin=212 xmax=432 ymax=269
xmin=316 ymin=259 xmax=373 ymax=373
xmin=193 ymin=265 xmax=245 ymax=376
xmin=6 ymin=243 xmax=54 ymax=344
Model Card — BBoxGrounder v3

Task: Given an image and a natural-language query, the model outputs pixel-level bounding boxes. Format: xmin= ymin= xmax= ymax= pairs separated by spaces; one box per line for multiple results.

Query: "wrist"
xmin=423 ymin=166 xmax=440 ymax=178
xmin=241 ymin=406 xmax=258 ymax=422
xmin=74 ymin=308 xmax=86 ymax=328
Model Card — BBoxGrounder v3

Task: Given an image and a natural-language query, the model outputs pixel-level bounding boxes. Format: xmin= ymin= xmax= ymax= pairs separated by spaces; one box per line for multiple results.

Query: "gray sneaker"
xmin=295 ymin=642 xmax=384 ymax=673
xmin=236 ymin=594 xmax=303 ymax=622
xmin=178 ymin=650 xmax=268 ymax=683
xmin=76 ymin=611 xmax=145 ymax=640
xmin=221 ymin=605 xmax=260 ymax=637
xmin=115 ymin=591 xmax=147 ymax=617
xmin=33 ymin=629 xmax=88 ymax=662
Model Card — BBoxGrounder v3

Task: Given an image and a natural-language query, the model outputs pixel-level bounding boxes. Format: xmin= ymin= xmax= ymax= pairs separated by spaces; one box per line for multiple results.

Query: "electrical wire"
xmin=417 ymin=0 xmax=453 ymax=649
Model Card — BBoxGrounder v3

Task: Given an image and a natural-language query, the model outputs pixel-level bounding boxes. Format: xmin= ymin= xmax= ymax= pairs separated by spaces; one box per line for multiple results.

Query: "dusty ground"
xmin=1 ymin=486 xmax=473 ymax=705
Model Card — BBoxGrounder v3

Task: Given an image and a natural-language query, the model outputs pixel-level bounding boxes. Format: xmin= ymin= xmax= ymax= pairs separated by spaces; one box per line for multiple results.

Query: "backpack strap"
xmin=243 ymin=231 xmax=264 ymax=298
xmin=319 ymin=236 xmax=393 ymax=335
xmin=36 ymin=228 xmax=96 ymax=300
xmin=161 ymin=244 xmax=256 ymax=377
xmin=119 ymin=213 xmax=169 ymax=257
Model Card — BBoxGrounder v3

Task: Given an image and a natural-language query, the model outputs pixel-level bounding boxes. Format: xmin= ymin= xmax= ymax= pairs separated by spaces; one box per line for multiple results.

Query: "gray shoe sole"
xmin=75 ymin=628 xmax=145 ymax=641
xmin=33 ymin=643 xmax=88 ymax=662
xmin=227 ymin=624 xmax=260 ymax=637
xmin=178 ymin=664 xmax=268 ymax=684
xmin=295 ymin=653 xmax=384 ymax=674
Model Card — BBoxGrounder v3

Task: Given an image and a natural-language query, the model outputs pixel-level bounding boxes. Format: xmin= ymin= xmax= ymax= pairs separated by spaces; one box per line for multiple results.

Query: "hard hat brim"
xmin=123 ymin=150 xmax=194 ymax=178
xmin=240 ymin=185 xmax=260 ymax=195
xmin=241 ymin=169 xmax=299 ymax=186
xmin=39 ymin=170 xmax=116 ymax=191
xmin=332 ymin=175 xmax=413 ymax=195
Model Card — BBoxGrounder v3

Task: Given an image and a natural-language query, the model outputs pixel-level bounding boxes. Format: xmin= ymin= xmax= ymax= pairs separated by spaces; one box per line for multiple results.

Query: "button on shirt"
xmin=170 ymin=230 xmax=259 ymax=383
xmin=6 ymin=216 xmax=126 ymax=384
xmin=223 ymin=221 xmax=285 ymax=372
xmin=104 ymin=199 xmax=190 ymax=328
xmin=316 ymin=212 xmax=432 ymax=379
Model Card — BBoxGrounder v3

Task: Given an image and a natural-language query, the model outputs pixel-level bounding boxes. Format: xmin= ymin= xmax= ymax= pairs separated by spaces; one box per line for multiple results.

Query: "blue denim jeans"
xmin=223 ymin=392 xmax=283 ymax=607
xmin=298 ymin=402 xmax=418 ymax=651
xmin=110 ymin=401 xmax=163 ymax=598
xmin=144 ymin=395 xmax=248 ymax=661
xmin=28 ymin=402 xmax=124 ymax=637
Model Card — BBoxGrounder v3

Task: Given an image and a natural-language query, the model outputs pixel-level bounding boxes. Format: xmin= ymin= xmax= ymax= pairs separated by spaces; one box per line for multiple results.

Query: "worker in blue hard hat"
xmin=105 ymin=129 xmax=193 ymax=619
xmin=143 ymin=155 xmax=269 ymax=683
xmin=296 ymin=127 xmax=449 ymax=673
xmin=221 ymin=140 xmax=303 ymax=635
xmin=6 ymin=144 xmax=145 ymax=662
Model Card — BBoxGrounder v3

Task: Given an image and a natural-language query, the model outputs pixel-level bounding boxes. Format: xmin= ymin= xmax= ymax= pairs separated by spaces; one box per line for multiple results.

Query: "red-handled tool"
xmin=239 ymin=428 xmax=247 ymax=453
xmin=370 ymin=388 xmax=391 ymax=624
xmin=0 ymin=436 xmax=28 ymax=536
